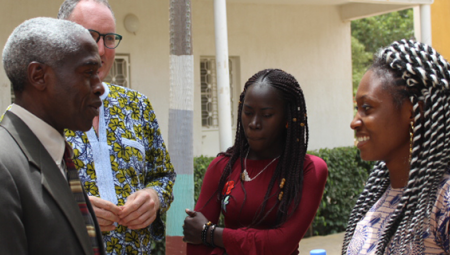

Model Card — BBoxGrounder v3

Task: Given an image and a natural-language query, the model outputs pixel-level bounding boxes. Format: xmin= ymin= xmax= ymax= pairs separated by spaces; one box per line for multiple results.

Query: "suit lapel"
xmin=1 ymin=111 xmax=94 ymax=255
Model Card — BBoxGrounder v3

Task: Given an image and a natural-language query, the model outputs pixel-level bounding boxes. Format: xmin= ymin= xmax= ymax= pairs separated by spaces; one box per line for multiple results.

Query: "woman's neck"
xmin=386 ymin=157 xmax=410 ymax=189
xmin=247 ymin=146 xmax=283 ymax=160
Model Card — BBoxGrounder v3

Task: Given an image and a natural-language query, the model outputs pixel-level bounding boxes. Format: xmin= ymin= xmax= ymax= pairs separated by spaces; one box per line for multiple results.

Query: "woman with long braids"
xmin=183 ymin=69 xmax=328 ymax=255
xmin=344 ymin=40 xmax=450 ymax=254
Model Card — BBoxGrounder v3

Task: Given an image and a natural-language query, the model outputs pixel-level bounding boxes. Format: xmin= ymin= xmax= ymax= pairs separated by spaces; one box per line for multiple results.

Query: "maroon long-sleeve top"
xmin=187 ymin=154 xmax=328 ymax=255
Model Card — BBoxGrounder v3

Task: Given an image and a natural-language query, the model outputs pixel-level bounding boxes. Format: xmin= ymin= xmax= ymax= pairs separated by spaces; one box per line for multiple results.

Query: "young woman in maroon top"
xmin=183 ymin=69 xmax=328 ymax=255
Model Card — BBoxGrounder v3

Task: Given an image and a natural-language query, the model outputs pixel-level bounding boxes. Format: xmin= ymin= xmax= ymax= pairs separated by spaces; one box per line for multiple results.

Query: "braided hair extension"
xmin=214 ymin=68 xmax=309 ymax=228
xmin=342 ymin=40 xmax=450 ymax=254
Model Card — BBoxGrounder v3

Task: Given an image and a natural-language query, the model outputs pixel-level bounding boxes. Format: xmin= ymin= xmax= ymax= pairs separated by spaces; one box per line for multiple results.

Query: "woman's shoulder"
xmin=303 ymin=154 xmax=328 ymax=177
xmin=202 ymin=155 xmax=236 ymax=180
xmin=211 ymin=154 xmax=230 ymax=164
xmin=304 ymin=154 xmax=328 ymax=169
xmin=207 ymin=154 xmax=232 ymax=171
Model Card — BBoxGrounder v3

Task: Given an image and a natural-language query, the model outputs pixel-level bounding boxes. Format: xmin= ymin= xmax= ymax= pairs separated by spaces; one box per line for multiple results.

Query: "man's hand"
xmin=119 ymin=188 xmax=160 ymax=230
xmin=88 ymin=196 xmax=121 ymax=231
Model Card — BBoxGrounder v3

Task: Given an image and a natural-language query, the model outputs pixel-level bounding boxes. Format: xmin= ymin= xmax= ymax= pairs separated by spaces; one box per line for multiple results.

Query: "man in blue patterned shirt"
xmin=58 ymin=1 xmax=176 ymax=254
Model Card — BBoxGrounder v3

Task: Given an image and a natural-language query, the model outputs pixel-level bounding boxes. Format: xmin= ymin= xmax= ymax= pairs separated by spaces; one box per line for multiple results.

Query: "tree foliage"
xmin=351 ymin=9 xmax=414 ymax=92
xmin=352 ymin=9 xmax=415 ymax=53
xmin=351 ymin=36 xmax=372 ymax=94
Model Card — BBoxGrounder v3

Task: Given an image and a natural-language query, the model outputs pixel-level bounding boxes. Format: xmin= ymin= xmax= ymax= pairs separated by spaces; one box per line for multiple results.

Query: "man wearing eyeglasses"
xmin=58 ymin=1 xmax=176 ymax=254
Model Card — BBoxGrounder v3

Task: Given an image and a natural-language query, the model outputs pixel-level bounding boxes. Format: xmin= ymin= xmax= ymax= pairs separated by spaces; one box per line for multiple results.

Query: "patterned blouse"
xmin=347 ymin=172 xmax=450 ymax=254
xmin=65 ymin=83 xmax=176 ymax=255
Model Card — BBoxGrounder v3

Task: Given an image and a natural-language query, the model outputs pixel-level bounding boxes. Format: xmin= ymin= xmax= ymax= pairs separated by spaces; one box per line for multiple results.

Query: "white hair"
xmin=57 ymin=0 xmax=115 ymax=22
xmin=2 ymin=17 xmax=91 ymax=91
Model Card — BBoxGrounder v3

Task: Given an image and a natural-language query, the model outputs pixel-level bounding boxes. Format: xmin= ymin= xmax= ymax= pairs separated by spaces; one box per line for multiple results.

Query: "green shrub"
xmin=308 ymin=146 xmax=373 ymax=235
xmin=194 ymin=156 xmax=216 ymax=203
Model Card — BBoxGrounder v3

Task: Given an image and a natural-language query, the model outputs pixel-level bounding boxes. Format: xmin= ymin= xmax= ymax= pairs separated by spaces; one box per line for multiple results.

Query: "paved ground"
xmin=298 ymin=232 xmax=345 ymax=255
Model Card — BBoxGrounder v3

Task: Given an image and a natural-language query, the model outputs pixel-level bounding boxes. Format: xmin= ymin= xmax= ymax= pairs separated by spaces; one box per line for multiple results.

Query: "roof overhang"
xmin=227 ymin=0 xmax=434 ymax=21
xmin=341 ymin=0 xmax=434 ymax=21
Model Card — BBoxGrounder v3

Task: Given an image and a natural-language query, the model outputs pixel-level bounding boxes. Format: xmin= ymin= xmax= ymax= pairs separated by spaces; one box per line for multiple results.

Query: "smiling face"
xmin=351 ymin=70 xmax=412 ymax=164
xmin=69 ymin=0 xmax=116 ymax=82
xmin=241 ymin=83 xmax=287 ymax=159
xmin=43 ymin=33 xmax=103 ymax=133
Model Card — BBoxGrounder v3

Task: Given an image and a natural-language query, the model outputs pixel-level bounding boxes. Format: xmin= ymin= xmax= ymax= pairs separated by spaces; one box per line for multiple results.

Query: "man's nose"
xmin=92 ymin=75 xmax=104 ymax=96
xmin=97 ymin=37 xmax=105 ymax=56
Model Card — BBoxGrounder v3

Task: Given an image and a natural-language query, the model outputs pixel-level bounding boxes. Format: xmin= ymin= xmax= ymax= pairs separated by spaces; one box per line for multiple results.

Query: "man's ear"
xmin=27 ymin=61 xmax=50 ymax=91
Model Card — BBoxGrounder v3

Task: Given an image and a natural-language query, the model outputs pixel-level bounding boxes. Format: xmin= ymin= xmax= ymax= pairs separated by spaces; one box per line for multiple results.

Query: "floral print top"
xmin=347 ymin=171 xmax=450 ymax=254
xmin=65 ymin=83 xmax=176 ymax=255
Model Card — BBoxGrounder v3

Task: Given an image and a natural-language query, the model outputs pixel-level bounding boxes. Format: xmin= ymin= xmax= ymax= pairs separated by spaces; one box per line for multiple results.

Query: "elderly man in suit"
xmin=0 ymin=17 xmax=106 ymax=254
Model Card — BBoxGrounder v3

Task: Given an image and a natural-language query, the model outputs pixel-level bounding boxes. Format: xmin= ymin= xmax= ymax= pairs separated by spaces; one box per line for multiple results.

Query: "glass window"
xmin=104 ymin=54 xmax=131 ymax=88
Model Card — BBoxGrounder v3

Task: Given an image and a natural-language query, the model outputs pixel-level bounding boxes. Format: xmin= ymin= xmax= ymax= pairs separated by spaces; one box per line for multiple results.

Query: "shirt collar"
xmin=9 ymin=104 xmax=65 ymax=168
xmin=100 ymin=82 xmax=110 ymax=100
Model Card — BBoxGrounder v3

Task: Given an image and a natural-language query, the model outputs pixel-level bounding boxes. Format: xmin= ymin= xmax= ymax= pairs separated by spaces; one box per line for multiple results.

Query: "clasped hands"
xmin=89 ymin=188 xmax=160 ymax=231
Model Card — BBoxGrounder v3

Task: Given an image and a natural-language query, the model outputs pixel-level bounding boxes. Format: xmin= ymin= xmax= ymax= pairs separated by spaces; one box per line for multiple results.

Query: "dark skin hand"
xmin=183 ymin=209 xmax=224 ymax=248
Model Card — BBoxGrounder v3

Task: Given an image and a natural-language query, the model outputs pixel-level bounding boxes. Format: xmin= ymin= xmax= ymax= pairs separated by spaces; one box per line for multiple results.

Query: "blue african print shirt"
xmin=347 ymin=171 xmax=450 ymax=254
xmin=65 ymin=83 xmax=176 ymax=255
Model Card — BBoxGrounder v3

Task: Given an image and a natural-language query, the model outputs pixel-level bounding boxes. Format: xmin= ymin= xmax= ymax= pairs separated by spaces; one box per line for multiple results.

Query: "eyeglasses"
xmin=88 ymin=29 xmax=122 ymax=49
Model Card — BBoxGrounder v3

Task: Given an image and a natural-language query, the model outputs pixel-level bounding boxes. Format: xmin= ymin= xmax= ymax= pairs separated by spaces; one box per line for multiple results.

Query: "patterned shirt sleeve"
xmin=139 ymin=95 xmax=176 ymax=240
xmin=140 ymin=95 xmax=176 ymax=212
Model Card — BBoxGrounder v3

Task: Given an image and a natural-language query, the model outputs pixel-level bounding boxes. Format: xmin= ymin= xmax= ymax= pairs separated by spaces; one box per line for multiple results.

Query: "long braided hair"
xmin=215 ymin=68 xmax=309 ymax=228
xmin=342 ymin=40 xmax=450 ymax=254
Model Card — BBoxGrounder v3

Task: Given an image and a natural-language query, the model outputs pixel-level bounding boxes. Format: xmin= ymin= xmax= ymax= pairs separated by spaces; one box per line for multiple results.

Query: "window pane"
xmin=104 ymin=54 xmax=130 ymax=88
xmin=200 ymin=57 xmax=236 ymax=128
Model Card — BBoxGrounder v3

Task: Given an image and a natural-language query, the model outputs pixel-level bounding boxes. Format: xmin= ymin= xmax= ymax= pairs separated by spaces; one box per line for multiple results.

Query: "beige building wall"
xmin=0 ymin=2 xmax=61 ymax=118
xmin=0 ymin=0 xmax=354 ymax=157
xmin=431 ymin=0 xmax=450 ymax=60
xmin=193 ymin=1 xmax=354 ymax=155
xmin=0 ymin=0 xmax=172 ymax=145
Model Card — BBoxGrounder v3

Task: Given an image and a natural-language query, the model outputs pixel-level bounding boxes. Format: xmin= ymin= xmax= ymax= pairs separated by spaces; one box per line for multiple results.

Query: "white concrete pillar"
xmin=214 ymin=0 xmax=233 ymax=152
xmin=420 ymin=4 xmax=432 ymax=45
xmin=413 ymin=6 xmax=421 ymax=42
xmin=166 ymin=1 xmax=194 ymax=253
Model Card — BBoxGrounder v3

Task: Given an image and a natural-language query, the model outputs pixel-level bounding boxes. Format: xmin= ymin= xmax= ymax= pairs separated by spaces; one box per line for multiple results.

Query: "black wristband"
xmin=210 ymin=224 xmax=216 ymax=247
xmin=202 ymin=221 xmax=212 ymax=246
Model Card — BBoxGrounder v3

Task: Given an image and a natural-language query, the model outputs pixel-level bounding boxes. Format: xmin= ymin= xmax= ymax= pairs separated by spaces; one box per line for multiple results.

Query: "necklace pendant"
xmin=242 ymin=169 xmax=251 ymax=182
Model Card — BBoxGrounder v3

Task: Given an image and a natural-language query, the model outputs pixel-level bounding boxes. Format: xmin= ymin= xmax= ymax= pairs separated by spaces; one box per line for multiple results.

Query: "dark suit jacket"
xmin=0 ymin=111 xmax=106 ymax=255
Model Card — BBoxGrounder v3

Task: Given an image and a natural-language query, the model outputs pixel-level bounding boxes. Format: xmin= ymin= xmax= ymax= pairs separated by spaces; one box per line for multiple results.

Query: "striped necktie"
xmin=63 ymin=144 xmax=101 ymax=255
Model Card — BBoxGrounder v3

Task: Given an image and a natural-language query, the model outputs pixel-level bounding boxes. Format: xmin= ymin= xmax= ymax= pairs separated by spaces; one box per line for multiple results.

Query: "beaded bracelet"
xmin=201 ymin=221 xmax=212 ymax=246
xmin=209 ymin=224 xmax=216 ymax=247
